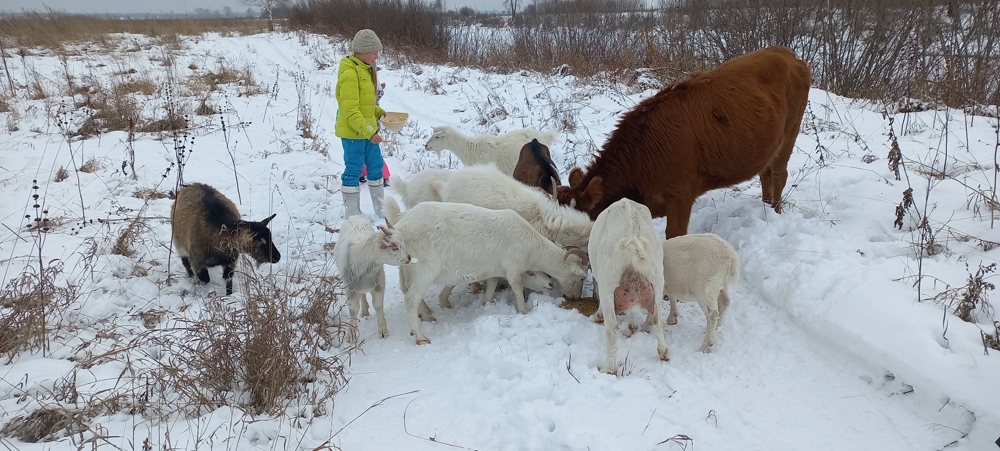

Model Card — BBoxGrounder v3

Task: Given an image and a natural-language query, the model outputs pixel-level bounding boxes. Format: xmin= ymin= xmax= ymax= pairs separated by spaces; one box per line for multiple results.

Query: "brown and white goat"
xmin=171 ymin=183 xmax=281 ymax=294
xmin=512 ymin=139 xmax=562 ymax=195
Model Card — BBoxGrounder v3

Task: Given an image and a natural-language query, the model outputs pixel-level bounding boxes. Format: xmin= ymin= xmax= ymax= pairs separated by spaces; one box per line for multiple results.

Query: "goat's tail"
xmin=389 ymin=175 xmax=407 ymax=200
xmin=428 ymin=180 xmax=446 ymax=201
xmin=615 ymin=236 xmax=651 ymax=265
xmin=539 ymin=129 xmax=560 ymax=146
xmin=384 ymin=196 xmax=405 ymax=226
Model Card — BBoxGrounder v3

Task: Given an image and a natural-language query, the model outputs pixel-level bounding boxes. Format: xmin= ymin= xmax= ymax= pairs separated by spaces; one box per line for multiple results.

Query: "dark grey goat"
xmin=171 ymin=183 xmax=280 ymax=294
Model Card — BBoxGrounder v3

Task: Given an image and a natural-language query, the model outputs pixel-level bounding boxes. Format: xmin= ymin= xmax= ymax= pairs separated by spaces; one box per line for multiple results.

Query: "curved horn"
xmin=377 ymin=224 xmax=393 ymax=236
xmin=549 ymin=177 xmax=558 ymax=197
xmin=260 ymin=213 xmax=277 ymax=225
xmin=563 ymin=247 xmax=589 ymax=263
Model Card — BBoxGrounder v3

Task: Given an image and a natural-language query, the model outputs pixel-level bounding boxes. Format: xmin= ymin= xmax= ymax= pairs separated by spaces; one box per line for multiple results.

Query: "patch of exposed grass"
xmin=0 ymin=13 xmax=268 ymax=51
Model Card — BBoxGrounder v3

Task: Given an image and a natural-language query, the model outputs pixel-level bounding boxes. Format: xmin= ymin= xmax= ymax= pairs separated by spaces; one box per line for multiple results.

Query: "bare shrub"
xmin=142 ymin=260 xmax=350 ymax=417
xmin=78 ymin=156 xmax=101 ymax=173
xmin=53 ymin=166 xmax=69 ymax=182
xmin=0 ymin=261 xmax=76 ymax=362
xmin=112 ymin=217 xmax=148 ymax=257
xmin=954 ymin=263 xmax=996 ymax=323
xmin=0 ymin=407 xmax=88 ymax=443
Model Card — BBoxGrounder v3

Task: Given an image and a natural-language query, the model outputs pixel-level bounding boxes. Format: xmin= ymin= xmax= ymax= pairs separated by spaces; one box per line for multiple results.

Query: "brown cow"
xmin=556 ymin=46 xmax=811 ymax=238
xmin=512 ymin=138 xmax=562 ymax=195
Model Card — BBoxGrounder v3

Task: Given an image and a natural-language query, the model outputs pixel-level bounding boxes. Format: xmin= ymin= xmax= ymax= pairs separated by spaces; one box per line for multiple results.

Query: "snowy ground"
xmin=1 ymin=31 xmax=998 ymax=450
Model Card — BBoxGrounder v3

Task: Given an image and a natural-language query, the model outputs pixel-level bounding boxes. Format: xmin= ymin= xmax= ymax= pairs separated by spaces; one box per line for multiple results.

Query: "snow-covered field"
xmin=1 ymin=31 xmax=998 ymax=450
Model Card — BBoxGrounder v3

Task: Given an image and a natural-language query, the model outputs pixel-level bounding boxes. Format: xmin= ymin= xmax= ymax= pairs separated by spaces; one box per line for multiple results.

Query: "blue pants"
xmin=341 ymin=138 xmax=384 ymax=187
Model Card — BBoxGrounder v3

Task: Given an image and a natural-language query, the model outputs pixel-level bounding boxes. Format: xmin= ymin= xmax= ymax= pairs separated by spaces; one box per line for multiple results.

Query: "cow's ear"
xmin=568 ymin=167 xmax=585 ymax=187
xmin=580 ymin=176 xmax=603 ymax=211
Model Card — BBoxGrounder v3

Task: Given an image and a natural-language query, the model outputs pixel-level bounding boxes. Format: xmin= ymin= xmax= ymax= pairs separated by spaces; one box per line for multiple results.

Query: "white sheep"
xmin=589 ymin=198 xmax=668 ymax=374
xmin=388 ymin=168 xmax=452 ymax=209
xmin=332 ymin=215 xmax=411 ymax=343
xmin=423 ymin=125 xmax=559 ymax=175
xmin=430 ymin=164 xmax=592 ymax=250
xmin=385 ymin=197 xmax=588 ymax=344
xmin=661 ymin=233 xmax=740 ymax=352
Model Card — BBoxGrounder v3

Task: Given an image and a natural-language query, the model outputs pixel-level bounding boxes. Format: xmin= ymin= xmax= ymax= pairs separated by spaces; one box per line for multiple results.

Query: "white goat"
xmin=661 ymin=233 xmax=740 ymax=352
xmin=423 ymin=125 xmax=559 ymax=175
xmin=385 ymin=197 xmax=588 ymax=344
xmin=332 ymin=215 xmax=411 ymax=343
xmin=590 ymin=198 xmax=668 ymax=374
xmin=388 ymin=168 xmax=452 ymax=209
xmin=430 ymin=164 xmax=592 ymax=250
xmin=438 ymin=270 xmax=554 ymax=309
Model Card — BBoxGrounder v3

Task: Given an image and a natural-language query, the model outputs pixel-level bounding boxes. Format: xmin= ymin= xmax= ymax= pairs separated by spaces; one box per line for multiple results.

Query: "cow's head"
xmin=556 ymin=167 xmax=603 ymax=218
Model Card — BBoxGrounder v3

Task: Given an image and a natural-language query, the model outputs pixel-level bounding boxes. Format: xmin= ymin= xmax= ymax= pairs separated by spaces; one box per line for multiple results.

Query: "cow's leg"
xmin=664 ymin=200 xmax=694 ymax=239
xmin=768 ymin=133 xmax=797 ymax=213
xmin=760 ymin=167 xmax=774 ymax=207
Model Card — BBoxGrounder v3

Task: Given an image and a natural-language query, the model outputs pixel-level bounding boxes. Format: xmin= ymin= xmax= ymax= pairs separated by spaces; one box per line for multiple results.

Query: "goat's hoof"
xmin=667 ymin=316 xmax=678 ymax=326
xmin=659 ymin=349 xmax=671 ymax=361
xmin=418 ymin=313 xmax=437 ymax=322
xmin=601 ymin=366 xmax=616 ymax=375
xmin=379 ymin=329 xmax=389 ymax=339
xmin=699 ymin=343 xmax=713 ymax=353
xmin=415 ymin=338 xmax=430 ymax=345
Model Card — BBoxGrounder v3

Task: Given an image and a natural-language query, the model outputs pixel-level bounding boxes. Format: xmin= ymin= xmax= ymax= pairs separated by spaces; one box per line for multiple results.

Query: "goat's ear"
xmin=378 ymin=240 xmax=390 ymax=250
xmin=260 ymin=213 xmax=277 ymax=226
xmin=580 ymin=177 xmax=604 ymax=211
xmin=568 ymin=167 xmax=585 ymax=187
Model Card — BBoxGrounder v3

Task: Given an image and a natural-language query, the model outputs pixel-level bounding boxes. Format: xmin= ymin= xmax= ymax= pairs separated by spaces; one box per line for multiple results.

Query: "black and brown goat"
xmin=512 ymin=139 xmax=561 ymax=195
xmin=170 ymin=183 xmax=281 ymax=294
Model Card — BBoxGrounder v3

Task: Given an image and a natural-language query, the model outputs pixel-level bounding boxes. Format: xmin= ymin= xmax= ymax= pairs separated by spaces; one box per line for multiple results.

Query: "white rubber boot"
xmin=342 ymin=186 xmax=362 ymax=218
xmin=368 ymin=179 xmax=385 ymax=218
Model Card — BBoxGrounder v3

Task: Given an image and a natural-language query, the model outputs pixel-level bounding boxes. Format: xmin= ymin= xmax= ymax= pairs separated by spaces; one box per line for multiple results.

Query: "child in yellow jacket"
xmin=336 ymin=29 xmax=386 ymax=218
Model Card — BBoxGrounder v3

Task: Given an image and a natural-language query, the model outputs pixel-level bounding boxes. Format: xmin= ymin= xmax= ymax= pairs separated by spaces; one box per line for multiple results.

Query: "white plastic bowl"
xmin=380 ymin=112 xmax=409 ymax=132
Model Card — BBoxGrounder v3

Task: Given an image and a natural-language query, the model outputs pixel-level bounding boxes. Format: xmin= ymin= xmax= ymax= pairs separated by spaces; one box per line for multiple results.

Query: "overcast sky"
xmin=1 ymin=0 xmax=510 ymax=15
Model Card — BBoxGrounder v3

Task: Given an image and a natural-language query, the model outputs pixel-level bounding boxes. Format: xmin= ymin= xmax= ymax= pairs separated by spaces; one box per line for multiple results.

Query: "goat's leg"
xmin=404 ymin=275 xmax=435 ymax=345
xmin=598 ymin=282 xmax=619 ymax=374
xmin=717 ymin=288 xmax=730 ymax=327
xmin=508 ymin=273 xmax=529 ymax=314
xmin=180 ymin=257 xmax=195 ymax=278
xmin=346 ymin=290 xmax=363 ymax=344
xmin=439 ymin=285 xmax=455 ymax=309
xmin=222 ymin=258 xmax=236 ymax=295
xmin=698 ymin=292 xmax=720 ymax=353
xmin=373 ymin=271 xmax=388 ymax=338
xmin=651 ymin=281 xmax=670 ymax=361
xmin=666 ymin=294 xmax=679 ymax=325
xmin=481 ymin=278 xmax=501 ymax=306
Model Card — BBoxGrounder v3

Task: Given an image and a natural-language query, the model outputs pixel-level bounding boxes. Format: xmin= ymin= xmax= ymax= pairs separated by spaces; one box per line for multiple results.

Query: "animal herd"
xmin=170 ymin=46 xmax=810 ymax=374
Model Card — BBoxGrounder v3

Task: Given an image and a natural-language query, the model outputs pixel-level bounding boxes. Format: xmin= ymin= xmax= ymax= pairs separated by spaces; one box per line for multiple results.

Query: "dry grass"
xmin=0 ymin=407 xmax=89 ymax=442
xmin=0 ymin=13 xmax=268 ymax=51
xmin=138 ymin=259 xmax=352 ymax=418
xmin=111 ymin=217 xmax=148 ymax=257
xmin=0 ymin=261 xmax=76 ymax=363
xmin=78 ymin=156 xmax=101 ymax=173
xmin=132 ymin=188 xmax=170 ymax=200
xmin=53 ymin=166 xmax=69 ymax=182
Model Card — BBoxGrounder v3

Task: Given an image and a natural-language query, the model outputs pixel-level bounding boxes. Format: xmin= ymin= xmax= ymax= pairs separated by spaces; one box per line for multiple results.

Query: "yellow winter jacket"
xmin=335 ymin=55 xmax=385 ymax=140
